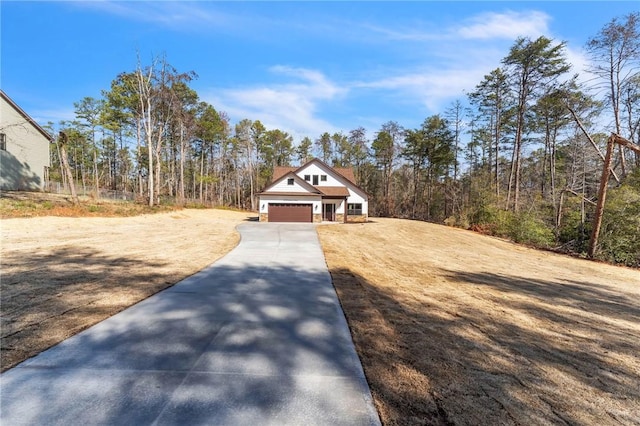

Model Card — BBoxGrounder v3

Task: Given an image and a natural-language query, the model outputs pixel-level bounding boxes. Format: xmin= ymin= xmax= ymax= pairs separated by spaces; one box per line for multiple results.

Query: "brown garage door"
xmin=268 ymin=203 xmax=312 ymax=222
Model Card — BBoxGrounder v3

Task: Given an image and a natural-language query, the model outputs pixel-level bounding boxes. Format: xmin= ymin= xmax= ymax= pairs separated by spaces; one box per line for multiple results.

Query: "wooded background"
xmin=44 ymin=13 xmax=639 ymax=267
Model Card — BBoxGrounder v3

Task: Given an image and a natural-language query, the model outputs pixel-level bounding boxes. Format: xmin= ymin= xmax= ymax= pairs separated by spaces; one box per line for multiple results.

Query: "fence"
xmin=46 ymin=181 xmax=136 ymax=202
xmin=45 ymin=181 xmax=222 ymax=207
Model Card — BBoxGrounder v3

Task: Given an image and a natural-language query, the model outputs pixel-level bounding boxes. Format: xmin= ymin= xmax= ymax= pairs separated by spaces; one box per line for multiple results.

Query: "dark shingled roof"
xmin=318 ymin=186 xmax=350 ymax=197
xmin=272 ymin=167 xmax=298 ymax=182
xmin=333 ymin=168 xmax=356 ymax=184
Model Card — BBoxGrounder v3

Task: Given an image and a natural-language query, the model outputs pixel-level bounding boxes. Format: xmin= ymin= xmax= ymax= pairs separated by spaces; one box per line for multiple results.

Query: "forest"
xmin=46 ymin=13 xmax=639 ymax=267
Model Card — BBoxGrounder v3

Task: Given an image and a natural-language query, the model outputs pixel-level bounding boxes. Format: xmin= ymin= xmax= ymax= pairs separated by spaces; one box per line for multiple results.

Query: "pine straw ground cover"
xmin=0 ymin=191 xmax=177 ymax=218
xmin=1 ymin=207 xmax=249 ymax=371
xmin=317 ymin=218 xmax=640 ymax=426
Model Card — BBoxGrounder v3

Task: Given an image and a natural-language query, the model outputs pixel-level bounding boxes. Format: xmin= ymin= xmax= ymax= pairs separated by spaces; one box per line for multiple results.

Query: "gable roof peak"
xmin=297 ymin=157 xmax=357 ymax=184
xmin=265 ymin=158 xmax=366 ymax=197
xmin=272 ymin=166 xmax=297 ymax=182
xmin=259 ymin=170 xmax=322 ymax=195
xmin=0 ymin=90 xmax=54 ymax=142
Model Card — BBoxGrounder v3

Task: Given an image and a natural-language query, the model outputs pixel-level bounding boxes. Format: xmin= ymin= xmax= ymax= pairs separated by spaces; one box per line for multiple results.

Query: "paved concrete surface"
xmin=0 ymin=223 xmax=381 ymax=426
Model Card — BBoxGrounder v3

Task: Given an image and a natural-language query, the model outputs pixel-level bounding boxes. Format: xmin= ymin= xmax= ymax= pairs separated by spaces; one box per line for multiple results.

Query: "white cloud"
xmin=353 ymin=67 xmax=488 ymax=113
xmin=348 ymin=10 xmax=559 ymax=116
xmin=362 ymin=10 xmax=550 ymax=42
xmin=31 ymin=108 xmax=76 ymax=126
xmin=203 ymin=66 xmax=346 ymax=140
xmin=456 ymin=11 xmax=550 ymax=40
xmin=360 ymin=24 xmax=438 ymax=42
xmin=564 ymin=46 xmax=592 ymax=77
xmin=75 ymin=1 xmax=239 ymax=31
xmin=267 ymin=66 xmax=344 ymax=100
xmin=124 ymin=6 xmax=567 ymax=136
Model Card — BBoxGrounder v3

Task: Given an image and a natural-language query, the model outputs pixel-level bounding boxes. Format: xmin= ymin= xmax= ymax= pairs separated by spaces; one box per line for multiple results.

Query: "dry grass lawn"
xmin=0 ymin=190 xmax=177 ymax=219
xmin=1 ymin=208 xmax=249 ymax=372
xmin=3 ymin=198 xmax=639 ymax=425
xmin=317 ymin=218 xmax=640 ymax=426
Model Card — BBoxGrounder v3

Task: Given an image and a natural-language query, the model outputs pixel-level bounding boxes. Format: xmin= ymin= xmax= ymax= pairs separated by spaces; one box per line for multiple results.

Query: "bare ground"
xmin=0 ymin=208 xmax=249 ymax=371
xmin=317 ymin=218 xmax=640 ymax=426
xmin=3 ymin=208 xmax=639 ymax=425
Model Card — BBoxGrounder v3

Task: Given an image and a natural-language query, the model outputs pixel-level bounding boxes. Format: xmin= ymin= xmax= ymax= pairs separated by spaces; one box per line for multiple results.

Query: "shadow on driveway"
xmin=1 ymin=224 xmax=380 ymax=426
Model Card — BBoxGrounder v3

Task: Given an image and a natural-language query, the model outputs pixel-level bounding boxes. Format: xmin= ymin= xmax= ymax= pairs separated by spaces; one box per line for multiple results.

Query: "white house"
xmin=0 ymin=90 xmax=52 ymax=191
xmin=258 ymin=158 xmax=368 ymax=223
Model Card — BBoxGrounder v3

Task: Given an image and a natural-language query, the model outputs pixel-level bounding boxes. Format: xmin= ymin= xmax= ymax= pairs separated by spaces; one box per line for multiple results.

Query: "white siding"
xmin=347 ymin=188 xmax=368 ymax=215
xmin=0 ymin=95 xmax=51 ymax=191
xmin=296 ymin=163 xmax=342 ymax=186
xmin=347 ymin=188 xmax=367 ymax=204
xmin=259 ymin=195 xmax=322 ymax=213
xmin=296 ymin=161 xmax=369 ymax=216
xmin=260 ymin=160 xmax=368 ymax=217
xmin=266 ymin=175 xmax=313 ymax=193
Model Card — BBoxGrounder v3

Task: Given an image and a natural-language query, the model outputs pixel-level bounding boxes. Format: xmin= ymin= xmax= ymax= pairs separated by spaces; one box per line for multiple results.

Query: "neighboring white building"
xmin=0 ymin=90 xmax=52 ymax=191
xmin=258 ymin=158 xmax=368 ymax=223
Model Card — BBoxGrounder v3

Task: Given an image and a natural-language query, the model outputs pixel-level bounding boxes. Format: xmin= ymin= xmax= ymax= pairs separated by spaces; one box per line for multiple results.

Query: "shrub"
xmin=558 ymin=209 xmax=590 ymax=254
xmin=598 ymin=183 xmax=640 ymax=267
xmin=507 ymin=212 xmax=555 ymax=248
xmin=469 ymin=203 xmax=499 ymax=228
xmin=444 ymin=216 xmax=458 ymax=227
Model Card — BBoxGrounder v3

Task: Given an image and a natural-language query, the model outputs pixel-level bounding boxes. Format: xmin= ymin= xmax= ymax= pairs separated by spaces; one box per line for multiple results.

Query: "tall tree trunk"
xmin=610 ymin=67 xmax=627 ymax=178
xmin=550 ymin=127 xmax=558 ymax=206
xmin=199 ymin=150 xmax=205 ymax=203
xmin=494 ymin=110 xmax=501 ymax=197
xmin=589 ymin=135 xmax=615 ymax=258
xmin=93 ymin=149 xmax=99 ymax=198
xmin=179 ymin=121 xmax=185 ymax=204
xmin=555 ymin=189 xmax=565 ymax=238
xmin=247 ymin=144 xmax=255 ymax=211
xmin=148 ymin=131 xmax=154 ymax=206
xmin=588 ymin=133 xmax=640 ymax=255
xmin=80 ymin=145 xmax=87 ymax=194
xmin=136 ymin=119 xmax=143 ymax=197
xmin=506 ymin=140 xmax=517 ymax=210
xmin=236 ymin=158 xmax=241 ymax=209
xmin=58 ymin=132 xmax=79 ymax=205
xmin=155 ymin=131 xmax=162 ymax=204
xmin=541 ymin=124 xmax=550 ymax=198
xmin=55 ymin=140 xmax=66 ymax=191
xmin=513 ymin=106 xmax=525 ymax=212
xmin=412 ymin=166 xmax=419 ymax=219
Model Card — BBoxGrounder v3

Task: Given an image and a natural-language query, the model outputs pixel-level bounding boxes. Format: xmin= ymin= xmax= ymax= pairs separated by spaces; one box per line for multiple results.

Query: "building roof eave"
xmin=0 ymin=90 xmax=54 ymax=142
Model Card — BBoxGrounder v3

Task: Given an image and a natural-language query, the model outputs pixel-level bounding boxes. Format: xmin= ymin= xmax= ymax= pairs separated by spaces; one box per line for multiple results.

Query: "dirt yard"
xmin=317 ymin=218 xmax=640 ymax=426
xmin=1 ymin=208 xmax=249 ymax=372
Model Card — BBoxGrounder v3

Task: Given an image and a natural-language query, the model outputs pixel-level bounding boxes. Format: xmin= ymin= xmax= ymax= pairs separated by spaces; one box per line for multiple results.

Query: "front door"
xmin=322 ymin=203 xmax=335 ymax=221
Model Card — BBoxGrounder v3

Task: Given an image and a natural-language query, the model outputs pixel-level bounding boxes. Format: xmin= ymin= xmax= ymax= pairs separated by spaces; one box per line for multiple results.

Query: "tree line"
xmin=47 ymin=13 xmax=640 ymax=266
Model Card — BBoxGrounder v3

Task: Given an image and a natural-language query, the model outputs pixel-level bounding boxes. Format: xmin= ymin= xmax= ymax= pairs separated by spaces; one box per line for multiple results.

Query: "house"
xmin=0 ymin=90 xmax=52 ymax=191
xmin=258 ymin=158 xmax=368 ymax=223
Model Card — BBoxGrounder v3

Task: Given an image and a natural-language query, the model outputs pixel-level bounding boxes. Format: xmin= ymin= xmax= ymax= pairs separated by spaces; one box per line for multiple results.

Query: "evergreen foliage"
xmin=45 ymin=13 xmax=639 ymax=266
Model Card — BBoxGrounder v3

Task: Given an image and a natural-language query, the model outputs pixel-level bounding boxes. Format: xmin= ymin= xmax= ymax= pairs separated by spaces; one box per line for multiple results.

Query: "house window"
xmin=0 ymin=133 xmax=6 ymax=151
xmin=313 ymin=175 xmax=319 ymax=185
xmin=320 ymin=175 xmax=327 ymax=182
xmin=287 ymin=178 xmax=294 ymax=185
xmin=304 ymin=175 xmax=310 ymax=181
xmin=348 ymin=203 xmax=363 ymax=215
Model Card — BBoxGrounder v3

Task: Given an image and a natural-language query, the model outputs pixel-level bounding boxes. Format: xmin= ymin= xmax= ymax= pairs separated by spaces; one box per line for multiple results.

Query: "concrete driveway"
xmin=0 ymin=223 xmax=381 ymax=426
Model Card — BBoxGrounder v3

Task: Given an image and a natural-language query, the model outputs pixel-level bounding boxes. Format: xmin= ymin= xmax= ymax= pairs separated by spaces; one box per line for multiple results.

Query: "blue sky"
xmin=2 ymin=1 xmax=638 ymax=142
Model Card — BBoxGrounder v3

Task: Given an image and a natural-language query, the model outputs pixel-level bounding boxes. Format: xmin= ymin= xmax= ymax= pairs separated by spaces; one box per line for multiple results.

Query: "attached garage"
xmin=268 ymin=203 xmax=313 ymax=223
